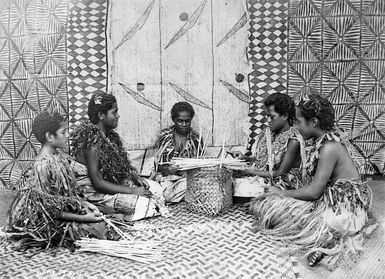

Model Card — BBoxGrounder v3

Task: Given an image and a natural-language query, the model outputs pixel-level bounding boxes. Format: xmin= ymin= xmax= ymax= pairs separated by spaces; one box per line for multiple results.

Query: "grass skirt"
xmin=6 ymin=188 xmax=117 ymax=249
xmin=249 ymin=179 xmax=372 ymax=269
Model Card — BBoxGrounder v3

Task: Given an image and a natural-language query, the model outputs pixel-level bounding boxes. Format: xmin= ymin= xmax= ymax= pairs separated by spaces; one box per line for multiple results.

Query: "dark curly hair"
xmin=298 ymin=94 xmax=335 ymax=131
xmin=32 ymin=111 xmax=65 ymax=144
xmin=171 ymin=101 xmax=195 ymax=120
xmin=88 ymin=93 xmax=117 ymax=124
xmin=264 ymin=93 xmax=296 ymax=125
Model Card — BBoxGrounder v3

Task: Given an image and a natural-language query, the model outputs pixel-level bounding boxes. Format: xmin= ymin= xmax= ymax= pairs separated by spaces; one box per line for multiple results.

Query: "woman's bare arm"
xmin=85 ymin=147 xmax=151 ymax=197
xmin=281 ymin=142 xmax=338 ymax=201
xmin=57 ymin=211 xmax=103 ymax=223
xmin=236 ymin=139 xmax=300 ymax=178
xmin=257 ymin=139 xmax=300 ymax=178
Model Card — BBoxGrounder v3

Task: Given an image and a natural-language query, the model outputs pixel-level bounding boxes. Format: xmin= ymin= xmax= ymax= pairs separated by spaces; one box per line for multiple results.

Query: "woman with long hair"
xmin=71 ymin=93 xmax=169 ymax=221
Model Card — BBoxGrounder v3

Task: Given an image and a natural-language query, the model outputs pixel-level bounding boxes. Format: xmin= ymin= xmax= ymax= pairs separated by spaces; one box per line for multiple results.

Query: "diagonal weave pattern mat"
xmin=133 ymin=203 xmax=253 ymax=229
xmin=0 ymin=203 xmax=297 ymax=279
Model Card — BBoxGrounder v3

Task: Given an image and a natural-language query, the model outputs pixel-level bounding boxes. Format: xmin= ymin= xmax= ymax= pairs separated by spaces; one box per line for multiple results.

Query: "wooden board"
xmin=212 ymin=0 xmax=250 ymax=146
xmin=108 ymin=0 xmax=250 ymax=150
xmin=109 ymin=0 xmax=162 ymax=149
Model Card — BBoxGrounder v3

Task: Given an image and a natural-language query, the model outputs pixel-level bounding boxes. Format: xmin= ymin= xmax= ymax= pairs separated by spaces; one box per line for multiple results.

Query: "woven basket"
xmin=185 ymin=166 xmax=233 ymax=216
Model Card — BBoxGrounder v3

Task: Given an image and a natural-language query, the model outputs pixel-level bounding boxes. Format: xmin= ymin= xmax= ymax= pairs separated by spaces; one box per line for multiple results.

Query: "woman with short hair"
xmin=232 ymin=92 xmax=303 ymax=197
xmin=152 ymin=101 xmax=204 ymax=203
xmin=249 ymin=94 xmax=373 ymax=268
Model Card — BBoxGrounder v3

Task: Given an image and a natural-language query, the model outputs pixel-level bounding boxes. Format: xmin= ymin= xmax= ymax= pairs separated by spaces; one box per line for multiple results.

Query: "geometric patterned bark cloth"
xmin=247 ymin=0 xmax=385 ymax=174
xmin=0 ymin=203 xmax=298 ymax=279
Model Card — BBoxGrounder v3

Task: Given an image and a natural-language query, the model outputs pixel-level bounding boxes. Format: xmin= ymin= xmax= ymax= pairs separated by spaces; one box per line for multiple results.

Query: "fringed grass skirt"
xmin=7 ymin=188 xmax=119 ymax=249
xmin=249 ymin=179 xmax=372 ymax=269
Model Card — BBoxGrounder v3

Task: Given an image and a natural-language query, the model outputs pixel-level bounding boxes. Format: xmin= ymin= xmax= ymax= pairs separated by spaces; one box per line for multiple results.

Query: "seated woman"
xmin=231 ymin=93 xmax=303 ymax=198
xmin=71 ymin=93 xmax=169 ymax=221
xmin=7 ymin=111 xmax=104 ymax=249
xmin=249 ymin=95 xmax=373 ymax=268
xmin=152 ymin=102 xmax=204 ymax=203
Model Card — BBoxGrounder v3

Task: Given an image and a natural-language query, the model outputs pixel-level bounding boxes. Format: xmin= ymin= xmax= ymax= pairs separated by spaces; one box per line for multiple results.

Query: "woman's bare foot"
xmin=307 ymin=238 xmax=335 ymax=267
xmin=307 ymin=250 xmax=324 ymax=267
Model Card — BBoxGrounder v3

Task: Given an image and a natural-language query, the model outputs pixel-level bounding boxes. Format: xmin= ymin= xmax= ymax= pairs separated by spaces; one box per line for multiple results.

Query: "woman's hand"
xmin=80 ymin=212 xmax=104 ymax=223
xmin=159 ymin=164 xmax=178 ymax=176
xmin=265 ymin=186 xmax=283 ymax=195
xmin=81 ymin=200 xmax=100 ymax=213
xmin=228 ymin=150 xmax=247 ymax=160
xmin=233 ymin=169 xmax=246 ymax=178
xmin=135 ymin=177 xmax=151 ymax=189
xmin=166 ymin=165 xmax=179 ymax=175
xmin=234 ymin=168 xmax=259 ymax=177
xmin=131 ymin=171 xmax=142 ymax=184
xmin=131 ymin=187 xmax=153 ymax=198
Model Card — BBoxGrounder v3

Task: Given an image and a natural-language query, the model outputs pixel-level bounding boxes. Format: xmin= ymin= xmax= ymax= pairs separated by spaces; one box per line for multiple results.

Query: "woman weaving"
xmin=249 ymin=94 xmax=373 ymax=268
xmin=231 ymin=93 xmax=303 ymax=197
xmin=71 ymin=93 xmax=169 ymax=221
xmin=151 ymin=102 xmax=204 ymax=203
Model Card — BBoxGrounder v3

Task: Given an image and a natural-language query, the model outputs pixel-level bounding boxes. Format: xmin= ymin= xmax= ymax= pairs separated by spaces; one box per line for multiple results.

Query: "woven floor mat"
xmin=133 ymin=202 xmax=252 ymax=230
xmin=1 ymin=203 xmax=297 ymax=279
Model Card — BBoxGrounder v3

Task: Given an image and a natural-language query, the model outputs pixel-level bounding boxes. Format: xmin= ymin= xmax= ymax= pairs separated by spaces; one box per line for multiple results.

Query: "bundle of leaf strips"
xmin=75 ymin=239 xmax=163 ymax=263
xmin=170 ymin=157 xmax=247 ymax=171
xmin=75 ymin=217 xmax=163 ymax=263
xmin=8 ymin=188 xmax=83 ymax=249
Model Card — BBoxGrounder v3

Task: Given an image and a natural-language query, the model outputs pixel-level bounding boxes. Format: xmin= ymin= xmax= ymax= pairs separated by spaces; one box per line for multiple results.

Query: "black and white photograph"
xmin=0 ymin=0 xmax=384 ymax=278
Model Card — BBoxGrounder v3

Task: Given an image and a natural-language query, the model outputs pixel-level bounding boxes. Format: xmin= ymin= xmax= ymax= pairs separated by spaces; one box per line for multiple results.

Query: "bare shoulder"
xmin=287 ymin=138 xmax=300 ymax=147
xmin=322 ymin=140 xmax=342 ymax=149
xmin=85 ymin=146 xmax=98 ymax=160
xmin=82 ymin=147 xmax=99 ymax=166
xmin=75 ymin=148 xmax=88 ymax=165
xmin=286 ymin=139 xmax=300 ymax=152
xmin=319 ymin=141 xmax=343 ymax=159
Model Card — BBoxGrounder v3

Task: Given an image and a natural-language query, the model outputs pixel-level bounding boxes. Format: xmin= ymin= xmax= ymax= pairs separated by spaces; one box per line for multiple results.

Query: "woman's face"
xmin=101 ymin=102 xmax=120 ymax=129
xmin=173 ymin=110 xmax=192 ymax=135
xmin=266 ymin=105 xmax=287 ymax=133
xmin=50 ymin=121 xmax=69 ymax=149
xmin=296 ymin=108 xmax=313 ymax=140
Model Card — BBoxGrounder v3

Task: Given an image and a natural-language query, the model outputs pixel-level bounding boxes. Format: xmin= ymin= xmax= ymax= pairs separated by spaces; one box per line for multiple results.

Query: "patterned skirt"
xmin=74 ymin=162 xmax=169 ymax=221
